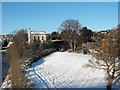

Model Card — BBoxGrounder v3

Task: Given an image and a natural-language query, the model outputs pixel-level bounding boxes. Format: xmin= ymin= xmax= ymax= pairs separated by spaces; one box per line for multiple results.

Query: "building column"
xmin=28 ymin=28 xmax=31 ymax=44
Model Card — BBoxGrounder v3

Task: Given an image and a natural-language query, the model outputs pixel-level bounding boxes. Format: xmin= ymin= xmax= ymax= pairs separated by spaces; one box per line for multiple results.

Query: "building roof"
xmin=31 ymin=31 xmax=46 ymax=35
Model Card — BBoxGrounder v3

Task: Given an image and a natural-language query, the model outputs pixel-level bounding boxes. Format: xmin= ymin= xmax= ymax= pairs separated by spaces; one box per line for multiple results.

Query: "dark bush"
xmin=50 ymin=41 xmax=70 ymax=51
xmin=83 ymin=48 xmax=89 ymax=54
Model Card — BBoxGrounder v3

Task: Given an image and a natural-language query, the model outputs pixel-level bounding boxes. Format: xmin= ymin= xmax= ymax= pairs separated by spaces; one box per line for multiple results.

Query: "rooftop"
xmin=31 ymin=31 xmax=46 ymax=35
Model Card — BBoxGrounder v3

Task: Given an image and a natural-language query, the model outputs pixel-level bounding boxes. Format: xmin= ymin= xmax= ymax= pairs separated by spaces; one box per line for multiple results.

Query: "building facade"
xmin=28 ymin=28 xmax=47 ymax=44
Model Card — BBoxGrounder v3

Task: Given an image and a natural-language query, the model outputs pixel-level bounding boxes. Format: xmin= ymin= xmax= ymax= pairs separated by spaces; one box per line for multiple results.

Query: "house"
xmin=28 ymin=28 xmax=47 ymax=44
xmin=0 ymin=34 xmax=13 ymax=49
xmin=0 ymin=35 xmax=6 ymax=41
xmin=0 ymin=34 xmax=13 ymax=41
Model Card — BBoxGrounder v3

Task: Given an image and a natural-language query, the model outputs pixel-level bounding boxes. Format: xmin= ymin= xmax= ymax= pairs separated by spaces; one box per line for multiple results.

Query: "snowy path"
xmin=26 ymin=52 xmax=107 ymax=88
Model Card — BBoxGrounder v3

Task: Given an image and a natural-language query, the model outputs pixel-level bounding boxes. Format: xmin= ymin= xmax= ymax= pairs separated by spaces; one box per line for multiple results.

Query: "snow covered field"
xmin=26 ymin=51 xmax=107 ymax=88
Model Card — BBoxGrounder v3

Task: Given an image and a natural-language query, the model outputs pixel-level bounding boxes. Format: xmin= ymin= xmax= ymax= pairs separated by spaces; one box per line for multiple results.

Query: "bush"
xmin=83 ymin=48 xmax=89 ymax=54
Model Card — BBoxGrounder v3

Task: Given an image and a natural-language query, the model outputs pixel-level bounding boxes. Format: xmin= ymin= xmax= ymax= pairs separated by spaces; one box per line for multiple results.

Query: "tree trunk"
xmin=74 ymin=44 xmax=76 ymax=51
xmin=107 ymin=84 xmax=112 ymax=90
xmin=70 ymin=42 xmax=72 ymax=50
xmin=70 ymin=42 xmax=74 ymax=51
xmin=74 ymin=45 xmax=75 ymax=51
xmin=107 ymin=79 xmax=113 ymax=90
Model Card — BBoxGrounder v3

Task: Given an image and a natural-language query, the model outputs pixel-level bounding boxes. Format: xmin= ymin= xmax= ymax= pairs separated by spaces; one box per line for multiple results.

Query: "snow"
xmin=1 ymin=74 xmax=11 ymax=88
xmin=7 ymin=42 xmax=13 ymax=47
xmin=0 ymin=49 xmax=7 ymax=52
xmin=26 ymin=51 xmax=107 ymax=88
xmin=31 ymin=31 xmax=46 ymax=35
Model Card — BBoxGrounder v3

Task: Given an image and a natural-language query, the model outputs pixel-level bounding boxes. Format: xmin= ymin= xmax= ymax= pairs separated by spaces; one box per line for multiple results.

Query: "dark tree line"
xmin=50 ymin=19 xmax=93 ymax=51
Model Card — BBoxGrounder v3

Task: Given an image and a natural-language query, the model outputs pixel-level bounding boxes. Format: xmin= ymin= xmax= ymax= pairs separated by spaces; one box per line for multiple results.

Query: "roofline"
xmin=32 ymin=34 xmax=47 ymax=35
xmin=31 ymin=31 xmax=46 ymax=33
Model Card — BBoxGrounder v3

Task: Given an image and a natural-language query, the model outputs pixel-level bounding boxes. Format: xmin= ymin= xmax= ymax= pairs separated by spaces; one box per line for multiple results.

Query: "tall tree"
xmin=59 ymin=19 xmax=81 ymax=51
xmin=8 ymin=43 xmax=28 ymax=88
xmin=12 ymin=30 xmax=27 ymax=58
xmin=79 ymin=27 xmax=93 ymax=43
xmin=86 ymin=29 xmax=120 ymax=90
xmin=50 ymin=31 xmax=60 ymax=40
xmin=8 ymin=30 xmax=32 ymax=88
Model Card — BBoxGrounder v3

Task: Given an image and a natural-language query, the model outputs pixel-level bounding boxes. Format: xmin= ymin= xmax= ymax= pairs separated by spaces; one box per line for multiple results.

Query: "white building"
xmin=28 ymin=28 xmax=47 ymax=44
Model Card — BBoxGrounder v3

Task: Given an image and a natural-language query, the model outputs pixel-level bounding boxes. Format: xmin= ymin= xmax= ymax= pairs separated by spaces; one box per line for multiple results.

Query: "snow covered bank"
xmin=26 ymin=52 xmax=107 ymax=88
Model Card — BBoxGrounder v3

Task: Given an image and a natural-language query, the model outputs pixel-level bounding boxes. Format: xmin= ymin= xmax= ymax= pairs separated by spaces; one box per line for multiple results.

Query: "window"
xmin=42 ymin=36 xmax=44 ymax=40
xmin=34 ymin=36 xmax=36 ymax=41
xmin=38 ymin=36 xmax=40 ymax=40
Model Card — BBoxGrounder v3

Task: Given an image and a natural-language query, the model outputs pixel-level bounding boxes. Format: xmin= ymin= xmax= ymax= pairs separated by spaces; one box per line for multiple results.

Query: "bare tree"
xmin=85 ymin=29 xmax=120 ymax=90
xmin=59 ymin=19 xmax=82 ymax=51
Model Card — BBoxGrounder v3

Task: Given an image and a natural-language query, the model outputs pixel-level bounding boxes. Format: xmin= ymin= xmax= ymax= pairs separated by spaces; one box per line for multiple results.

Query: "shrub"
xmin=83 ymin=48 xmax=89 ymax=54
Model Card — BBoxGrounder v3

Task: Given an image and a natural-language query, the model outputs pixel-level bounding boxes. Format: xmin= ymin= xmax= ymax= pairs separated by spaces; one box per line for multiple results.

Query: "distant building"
xmin=0 ymin=34 xmax=13 ymax=42
xmin=0 ymin=35 xmax=6 ymax=41
xmin=0 ymin=34 xmax=13 ymax=49
xmin=28 ymin=28 xmax=47 ymax=44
